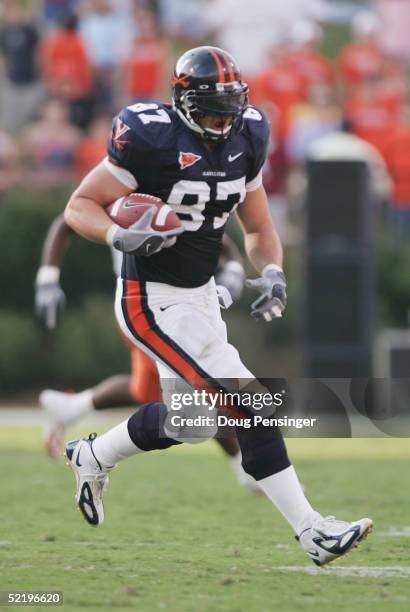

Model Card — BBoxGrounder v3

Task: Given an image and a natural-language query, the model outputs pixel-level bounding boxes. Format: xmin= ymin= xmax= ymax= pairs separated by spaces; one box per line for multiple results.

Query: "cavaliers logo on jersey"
xmin=179 ymin=151 xmax=202 ymax=170
xmin=112 ymin=118 xmax=131 ymax=151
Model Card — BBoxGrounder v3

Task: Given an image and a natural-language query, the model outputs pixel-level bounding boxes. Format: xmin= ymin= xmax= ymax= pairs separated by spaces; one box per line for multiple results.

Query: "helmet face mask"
xmin=172 ymin=46 xmax=249 ymax=143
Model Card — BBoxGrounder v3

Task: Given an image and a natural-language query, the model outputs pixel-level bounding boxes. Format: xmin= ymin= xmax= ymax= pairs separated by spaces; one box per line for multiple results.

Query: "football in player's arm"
xmin=65 ymin=146 xmax=286 ymax=322
xmin=35 ymin=215 xmax=245 ymax=329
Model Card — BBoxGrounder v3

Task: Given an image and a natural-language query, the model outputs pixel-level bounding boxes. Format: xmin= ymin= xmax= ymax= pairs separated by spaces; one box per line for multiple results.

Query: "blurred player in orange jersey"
xmin=35 ymin=212 xmax=258 ymax=491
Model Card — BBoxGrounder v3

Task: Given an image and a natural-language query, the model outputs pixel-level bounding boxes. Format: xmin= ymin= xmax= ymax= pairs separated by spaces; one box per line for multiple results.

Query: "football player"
xmin=35 ymin=212 xmax=255 ymax=490
xmin=63 ymin=46 xmax=372 ymax=566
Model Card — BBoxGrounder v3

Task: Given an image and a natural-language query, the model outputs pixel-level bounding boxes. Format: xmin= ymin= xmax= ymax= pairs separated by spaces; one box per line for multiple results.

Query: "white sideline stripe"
xmin=274 ymin=566 xmax=410 ymax=578
xmin=155 ymin=204 xmax=172 ymax=227
xmin=381 ymin=527 xmax=410 ymax=537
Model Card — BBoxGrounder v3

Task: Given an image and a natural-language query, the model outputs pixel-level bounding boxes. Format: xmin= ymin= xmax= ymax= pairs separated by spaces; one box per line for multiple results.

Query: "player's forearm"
xmin=64 ymin=195 xmax=112 ymax=245
xmin=244 ymin=227 xmax=283 ymax=274
xmin=41 ymin=214 xmax=73 ymax=268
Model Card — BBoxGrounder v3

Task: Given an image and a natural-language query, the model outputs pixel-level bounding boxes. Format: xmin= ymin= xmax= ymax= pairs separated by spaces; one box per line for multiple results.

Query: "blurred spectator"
xmin=122 ymin=9 xmax=170 ymax=104
xmin=158 ymin=0 xmax=208 ymax=47
xmin=263 ymin=120 xmax=297 ymax=245
xmin=0 ymin=129 xmax=21 ymax=192
xmin=376 ymin=55 xmax=408 ymax=116
xmin=383 ymin=104 xmax=410 ymax=233
xmin=308 ymin=117 xmax=392 ymax=202
xmin=0 ymin=2 xmax=44 ymax=132
xmin=39 ymin=13 xmax=95 ymax=127
xmin=376 ymin=0 xmax=410 ymax=61
xmin=253 ymin=42 xmax=306 ymax=140
xmin=288 ymin=21 xmax=334 ymax=89
xmin=286 ymin=84 xmax=340 ymax=163
xmin=337 ymin=11 xmax=384 ymax=95
xmin=20 ymin=98 xmax=82 ymax=187
xmin=74 ymin=113 xmax=111 ymax=178
xmin=345 ymin=77 xmax=401 ymax=157
xmin=79 ymin=0 xmax=135 ymax=110
xmin=40 ymin=0 xmax=80 ymax=28
xmin=108 ymin=0 xmax=142 ymax=22
xmin=205 ymin=0 xmax=327 ymax=78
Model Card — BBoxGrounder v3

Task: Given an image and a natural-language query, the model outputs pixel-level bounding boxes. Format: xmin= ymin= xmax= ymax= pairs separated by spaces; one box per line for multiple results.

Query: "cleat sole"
xmin=65 ymin=450 xmax=104 ymax=528
xmin=318 ymin=520 xmax=374 ymax=568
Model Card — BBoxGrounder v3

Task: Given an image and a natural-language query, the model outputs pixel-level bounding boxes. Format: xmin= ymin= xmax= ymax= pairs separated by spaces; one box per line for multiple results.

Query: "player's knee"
xmin=127 ymin=402 xmax=181 ymax=451
xmin=163 ymin=406 xmax=217 ymax=444
xmin=238 ymin=427 xmax=291 ymax=480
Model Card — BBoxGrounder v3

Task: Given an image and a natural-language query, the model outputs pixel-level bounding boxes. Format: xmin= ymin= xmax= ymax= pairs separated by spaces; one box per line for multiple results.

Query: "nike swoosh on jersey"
xmin=76 ymin=449 xmax=82 ymax=467
xmin=228 ymin=152 xmax=243 ymax=162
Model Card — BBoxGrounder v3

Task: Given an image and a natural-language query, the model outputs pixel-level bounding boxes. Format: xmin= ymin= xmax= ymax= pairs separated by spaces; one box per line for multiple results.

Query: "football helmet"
xmin=172 ymin=46 xmax=249 ymax=143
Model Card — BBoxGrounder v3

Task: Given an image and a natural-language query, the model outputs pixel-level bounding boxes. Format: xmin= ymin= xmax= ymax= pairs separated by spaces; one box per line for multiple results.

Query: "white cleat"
xmin=40 ymin=389 xmax=68 ymax=459
xmin=65 ymin=433 xmax=114 ymax=527
xmin=297 ymin=515 xmax=373 ymax=566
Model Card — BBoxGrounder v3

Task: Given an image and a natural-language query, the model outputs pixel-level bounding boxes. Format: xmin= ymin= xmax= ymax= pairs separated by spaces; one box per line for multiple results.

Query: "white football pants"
xmin=115 ymin=276 xmax=254 ymax=421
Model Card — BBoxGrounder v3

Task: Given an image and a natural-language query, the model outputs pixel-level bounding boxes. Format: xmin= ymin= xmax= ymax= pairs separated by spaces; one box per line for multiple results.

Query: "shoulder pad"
xmin=242 ymin=106 xmax=270 ymax=146
xmin=115 ymin=102 xmax=176 ymax=152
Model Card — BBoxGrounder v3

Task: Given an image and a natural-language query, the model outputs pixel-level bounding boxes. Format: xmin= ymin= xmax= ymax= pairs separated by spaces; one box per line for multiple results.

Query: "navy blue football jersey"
xmin=106 ymin=102 xmax=270 ymax=287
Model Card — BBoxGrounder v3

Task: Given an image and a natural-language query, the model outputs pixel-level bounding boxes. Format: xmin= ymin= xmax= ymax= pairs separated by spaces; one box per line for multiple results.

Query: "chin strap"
xmin=174 ymin=104 xmax=204 ymax=136
xmin=174 ymin=102 xmax=232 ymax=143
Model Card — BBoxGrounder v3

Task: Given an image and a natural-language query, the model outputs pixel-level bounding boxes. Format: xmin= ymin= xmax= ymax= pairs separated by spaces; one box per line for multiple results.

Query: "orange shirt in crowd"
xmin=288 ymin=48 xmax=335 ymax=88
xmin=338 ymin=42 xmax=383 ymax=89
xmin=376 ymin=58 xmax=407 ymax=116
xmin=345 ymin=96 xmax=400 ymax=155
xmin=74 ymin=138 xmax=106 ymax=178
xmin=383 ymin=127 xmax=410 ymax=207
xmin=40 ymin=31 xmax=93 ymax=98
xmin=255 ymin=61 xmax=306 ymax=138
xmin=124 ymin=39 xmax=168 ymax=100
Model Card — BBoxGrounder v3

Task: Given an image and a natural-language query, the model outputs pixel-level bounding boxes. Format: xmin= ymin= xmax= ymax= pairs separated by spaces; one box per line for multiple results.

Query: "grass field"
xmin=1 ymin=421 xmax=410 ymax=612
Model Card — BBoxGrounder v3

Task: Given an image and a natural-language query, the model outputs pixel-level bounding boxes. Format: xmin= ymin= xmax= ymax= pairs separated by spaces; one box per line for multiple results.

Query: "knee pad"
xmin=127 ymin=402 xmax=181 ymax=451
xmin=236 ymin=423 xmax=291 ymax=480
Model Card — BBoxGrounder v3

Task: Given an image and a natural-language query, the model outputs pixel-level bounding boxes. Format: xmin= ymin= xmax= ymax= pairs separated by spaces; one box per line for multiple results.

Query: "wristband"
xmin=36 ymin=265 xmax=60 ymax=285
xmin=262 ymin=263 xmax=283 ymax=276
xmin=105 ymin=223 xmax=120 ymax=247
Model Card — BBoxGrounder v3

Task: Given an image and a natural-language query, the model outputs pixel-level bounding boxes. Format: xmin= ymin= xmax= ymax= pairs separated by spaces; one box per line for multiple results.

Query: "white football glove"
xmin=246 ymin=264 xmax=287 ymax=321
xmin=35 ymin=266 xmax=66 ymax=330
xmin=215 ymin=261 xmax=245 ymax=303
xmin=106 ymin=207 xmax=184 ymax=256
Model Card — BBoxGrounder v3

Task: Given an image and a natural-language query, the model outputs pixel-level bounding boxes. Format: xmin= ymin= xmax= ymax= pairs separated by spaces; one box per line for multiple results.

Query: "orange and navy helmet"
xmin=172 ymin=46 xmax=249 ymax=143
